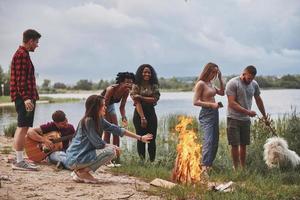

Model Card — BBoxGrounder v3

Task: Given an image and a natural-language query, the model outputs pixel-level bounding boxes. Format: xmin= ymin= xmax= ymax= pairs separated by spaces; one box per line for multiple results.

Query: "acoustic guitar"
xmin=24 ymin=131 xmax=73 ymax=162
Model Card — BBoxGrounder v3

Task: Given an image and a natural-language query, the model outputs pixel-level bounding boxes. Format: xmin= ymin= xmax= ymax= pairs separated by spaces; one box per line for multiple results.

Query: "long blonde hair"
xmin=196 ymin=62 xmax=218 ymax=83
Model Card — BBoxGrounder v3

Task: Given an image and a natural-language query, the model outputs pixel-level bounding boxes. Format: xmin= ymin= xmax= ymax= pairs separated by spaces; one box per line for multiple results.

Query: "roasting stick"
xmin=258 ymin=114 xmax=277 ymax=136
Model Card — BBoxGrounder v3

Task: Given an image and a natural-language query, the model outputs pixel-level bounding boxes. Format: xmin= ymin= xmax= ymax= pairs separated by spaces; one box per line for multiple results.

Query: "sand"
xmin=0 ymin=136 xmax=161 ymax=200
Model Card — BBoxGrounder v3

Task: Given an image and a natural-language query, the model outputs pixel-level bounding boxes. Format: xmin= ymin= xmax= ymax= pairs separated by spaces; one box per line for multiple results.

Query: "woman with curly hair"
xmin=131 ymin=64 xmax=160 ymax=162
xmin=101 ymin=72 xmax=135 ymax=163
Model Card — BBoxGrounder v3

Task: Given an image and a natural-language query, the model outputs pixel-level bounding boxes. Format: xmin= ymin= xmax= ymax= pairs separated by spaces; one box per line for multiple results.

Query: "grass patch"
xmin=4 ymin=122 xmax=17 ymax=137
xmin=0 ymin=96 xmax=11 ymax=103
xmin=110 ymin=111 xmax=300 ymax=199
xmin=0 ymin=96 xmax=80 ymax=104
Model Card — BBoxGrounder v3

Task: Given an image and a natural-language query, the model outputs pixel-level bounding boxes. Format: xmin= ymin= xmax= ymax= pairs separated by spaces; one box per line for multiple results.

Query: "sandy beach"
xmin=0 ymin=136 xmax=161 ymax=200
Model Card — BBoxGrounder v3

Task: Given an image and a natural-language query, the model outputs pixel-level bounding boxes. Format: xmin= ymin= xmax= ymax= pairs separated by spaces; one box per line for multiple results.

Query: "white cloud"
xmin=65 ymin=3 xmax=145 ymax=29
xmin=0 ymin=0 xmax=299 ymax=84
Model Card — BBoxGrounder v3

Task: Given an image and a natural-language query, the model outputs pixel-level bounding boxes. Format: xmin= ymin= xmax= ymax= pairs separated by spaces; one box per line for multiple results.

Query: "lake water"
xmin=0 ymin=89 xmax=299 ymax=135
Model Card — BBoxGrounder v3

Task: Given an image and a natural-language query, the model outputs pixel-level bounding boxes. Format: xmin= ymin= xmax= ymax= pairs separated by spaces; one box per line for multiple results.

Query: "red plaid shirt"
xmin=10 ymin=46 xmax=39 ymax=101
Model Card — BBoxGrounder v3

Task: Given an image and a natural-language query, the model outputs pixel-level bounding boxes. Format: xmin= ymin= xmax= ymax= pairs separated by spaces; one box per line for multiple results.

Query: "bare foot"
xmin=76 ymin=170 xmax=99 ymax=183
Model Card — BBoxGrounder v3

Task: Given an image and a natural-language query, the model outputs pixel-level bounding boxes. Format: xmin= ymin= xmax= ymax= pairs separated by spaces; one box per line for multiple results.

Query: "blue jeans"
xmin=48 ymin=151 xmax=69 ymax=169
xmin=198 ymin=107 xmax=219 ymax=166
xmin=69 ymin=146 xmax=116 ymax=172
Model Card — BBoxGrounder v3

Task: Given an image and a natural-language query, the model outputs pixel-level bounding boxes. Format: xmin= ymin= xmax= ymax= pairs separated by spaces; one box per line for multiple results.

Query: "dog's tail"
xmin=287 ymin=149 xmax=300 ymax=167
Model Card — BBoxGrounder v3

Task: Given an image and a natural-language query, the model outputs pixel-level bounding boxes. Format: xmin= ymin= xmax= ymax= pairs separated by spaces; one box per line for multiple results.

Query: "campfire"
xmin=172 ymin=116 xmax=203 ymax=184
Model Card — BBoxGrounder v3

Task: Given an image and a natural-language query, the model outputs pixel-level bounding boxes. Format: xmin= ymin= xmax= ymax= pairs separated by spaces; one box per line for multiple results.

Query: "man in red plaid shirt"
xmin=10 ymin=29 xmax=41 ymax=171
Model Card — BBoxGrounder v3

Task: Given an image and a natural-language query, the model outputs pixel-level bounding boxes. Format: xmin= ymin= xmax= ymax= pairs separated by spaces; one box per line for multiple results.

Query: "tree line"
xmin=0 ymin=65 xmax=300 ymax=95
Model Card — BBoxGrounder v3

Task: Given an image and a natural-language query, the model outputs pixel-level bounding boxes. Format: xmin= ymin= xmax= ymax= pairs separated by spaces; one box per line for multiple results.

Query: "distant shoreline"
xmin=0 ymin=100 xmax=50 ymax=107
xmin=0 ymin=97 xmax=81 ymax=107
xmin=0 ymin=88 xmax=299 ymax=106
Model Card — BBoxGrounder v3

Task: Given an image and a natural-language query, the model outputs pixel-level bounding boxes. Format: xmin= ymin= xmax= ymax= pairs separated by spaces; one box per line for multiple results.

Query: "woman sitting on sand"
xmin=65 ymin=95 xmax=152 ymax=183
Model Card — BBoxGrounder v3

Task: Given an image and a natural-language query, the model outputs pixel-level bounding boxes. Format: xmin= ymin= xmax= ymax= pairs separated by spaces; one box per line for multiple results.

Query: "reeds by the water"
xmin=113 ymin=110 xmax=300 ymax=199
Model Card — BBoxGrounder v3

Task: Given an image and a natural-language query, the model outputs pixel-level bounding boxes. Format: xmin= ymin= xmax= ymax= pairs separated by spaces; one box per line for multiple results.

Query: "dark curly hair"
xmin=115 ymin=72 xmax=135 ymax=84
xmin=135 ymin=64 xmax=159 ymax=85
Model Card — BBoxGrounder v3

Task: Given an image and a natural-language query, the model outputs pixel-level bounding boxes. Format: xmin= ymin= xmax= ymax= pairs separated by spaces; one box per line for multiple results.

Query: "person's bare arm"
xmin=215 ymin=70 xmax=225 ymax=96
xmin=227 ymin=95 xmax=256 ymax=117
xmin=119 ymin=91 xmax=128 ymax=117
xmin=123 ymin=130 xmax=153 ymax=143
xmin=140 ymin=96 xmax=157 ymax=104
xmin=130 ymin=84 xmax=147 ymax=128
xmin=254 ymin=95 xmax=267 ymax=117
xmin=27 ymin=127 xmax=54 ymax=148
xmin=135 ymin=101 xmax=147 ymax=128
xmin=27 ymin=127 xmax=44 ymax=141
xmin=132 ymin=94 xmax=157 ymax=104
xmin=119 ymin=91 xmax=129 ymax=126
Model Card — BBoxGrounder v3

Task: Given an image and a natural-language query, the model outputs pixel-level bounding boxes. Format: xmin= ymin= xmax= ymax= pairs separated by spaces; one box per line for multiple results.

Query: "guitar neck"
xmin=51 ymin=135 xmax=73 ymax=144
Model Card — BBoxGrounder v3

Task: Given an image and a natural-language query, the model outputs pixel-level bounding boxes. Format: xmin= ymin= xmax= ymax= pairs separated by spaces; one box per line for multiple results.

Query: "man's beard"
xmin=242 ymin=77 xmax=251 ymax=85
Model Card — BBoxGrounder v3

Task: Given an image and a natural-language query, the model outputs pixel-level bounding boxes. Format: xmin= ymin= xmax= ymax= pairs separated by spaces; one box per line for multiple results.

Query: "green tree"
xmin=0 ymin=65 xmax=10 ymax=96
xmin=0 ymin=65 xmax=4 ymax=96
xmin=74 ymin=79 xmax=93 ymax=90
xmin=255 ymin=76 xmax=275 ymax=88
xmin=53 ymin=82 xmax=67 ymax=89
xmin=96 ymin=79 xmax=111 ymax=90
xmin=42 ymin=79 xmax=51 ymax=89
xmin=0 ymin=65 xmax=4 ymax=83
xmin=279 ymin=74 xmax=300 ymax=89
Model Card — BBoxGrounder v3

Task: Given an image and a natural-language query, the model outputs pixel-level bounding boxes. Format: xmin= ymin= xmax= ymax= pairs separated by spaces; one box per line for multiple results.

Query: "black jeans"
xmin=133 ymin=104 xmax=157 ymax=162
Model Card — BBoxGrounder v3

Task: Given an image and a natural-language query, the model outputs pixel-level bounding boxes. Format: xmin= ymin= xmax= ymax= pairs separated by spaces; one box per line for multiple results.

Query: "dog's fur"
xmin=263 ymin=137 xmax=300 ymax=168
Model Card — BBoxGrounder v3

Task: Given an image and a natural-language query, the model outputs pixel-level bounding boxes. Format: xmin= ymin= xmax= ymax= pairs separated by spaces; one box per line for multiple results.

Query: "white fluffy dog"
xmin=263 ymin=137 xmax=300 ymax=168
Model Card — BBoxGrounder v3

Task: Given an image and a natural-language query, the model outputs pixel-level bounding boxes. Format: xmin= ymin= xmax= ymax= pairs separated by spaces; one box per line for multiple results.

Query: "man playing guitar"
xmin=26 ymin=110 xmax=75 ymax=169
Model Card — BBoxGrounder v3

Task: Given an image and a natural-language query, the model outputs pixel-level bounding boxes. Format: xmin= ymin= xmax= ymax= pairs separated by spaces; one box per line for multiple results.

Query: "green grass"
xmin=3 ymin=122 xmax=17 ymax=137
xmin=0 ymin=96 xmax=11 ymax=103
xmin=110 ymin=111 xmax=300 ymax=200
xmin=0 ymin=96 xmax=80 ymax=104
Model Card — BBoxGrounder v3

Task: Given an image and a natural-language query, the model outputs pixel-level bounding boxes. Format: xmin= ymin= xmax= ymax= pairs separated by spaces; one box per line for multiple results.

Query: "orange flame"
xmin=172 ymin=116 xmax=202 ymax=184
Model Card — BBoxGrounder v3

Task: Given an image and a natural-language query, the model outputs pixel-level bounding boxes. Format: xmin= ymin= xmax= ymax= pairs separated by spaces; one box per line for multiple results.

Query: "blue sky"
xmin=0 ymin=0 xmax=300 ymax=84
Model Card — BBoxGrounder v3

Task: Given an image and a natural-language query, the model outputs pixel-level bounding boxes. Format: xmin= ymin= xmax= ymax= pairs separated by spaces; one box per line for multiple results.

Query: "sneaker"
xmin=12 ymin=160 xmax=38 ymax=171
xmin=25 ymin=160 xmax=37 ymax=167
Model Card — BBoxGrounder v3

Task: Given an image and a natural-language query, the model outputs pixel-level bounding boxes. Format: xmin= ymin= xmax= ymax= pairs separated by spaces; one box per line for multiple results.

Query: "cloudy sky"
xmin=0 ymin=0 xmax=299 ymax=84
